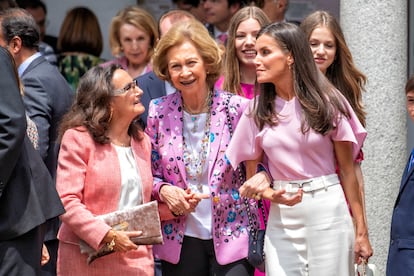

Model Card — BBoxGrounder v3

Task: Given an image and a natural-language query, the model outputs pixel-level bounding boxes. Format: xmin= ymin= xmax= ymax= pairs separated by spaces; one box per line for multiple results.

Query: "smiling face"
xmin=308 ymin=26 xmax=337 ymax=74
xmin=235 ymin=17 xmax=261 ymax=69
xmin=167 ymin=40 xmax=208 ymax=95
xmin=254 ymin=34 xmax=291 ymax=86
xmin=110 ymin=69 xmax=145 ymax=121
xmin=119 ymin=23 xmax=151 ymax=67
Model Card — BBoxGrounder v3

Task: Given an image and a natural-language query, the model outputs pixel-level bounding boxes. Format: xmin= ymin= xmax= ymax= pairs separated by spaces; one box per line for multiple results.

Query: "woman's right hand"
xmin=263 ymin=188 xmax=303 ymax=206
xmin=240 ymin=171 xmax=271 ymax=200
xmin=160 ymin=185 xmax=209 ymax=216
xmin=103 ymin=229 xmax=142 ymax=252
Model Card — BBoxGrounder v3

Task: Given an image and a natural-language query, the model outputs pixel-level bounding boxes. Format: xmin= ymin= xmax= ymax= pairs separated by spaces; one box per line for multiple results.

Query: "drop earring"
xmin=108 ymin=109 xmax=113 ymax=123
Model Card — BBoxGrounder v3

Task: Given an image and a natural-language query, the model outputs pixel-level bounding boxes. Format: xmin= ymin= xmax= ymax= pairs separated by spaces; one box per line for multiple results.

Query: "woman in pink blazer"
xmin=145 ymin=20 xmax=257 ymax=276
xmin=56 ymin=65 xmax=154 ymax=275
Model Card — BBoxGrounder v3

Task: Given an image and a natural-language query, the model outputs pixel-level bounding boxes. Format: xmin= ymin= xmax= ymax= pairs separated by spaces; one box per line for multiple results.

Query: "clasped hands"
xmin=160 ymin=185 xmax=210 ymax=216
xmin=240 ymin=171 xmax=303 ymax=206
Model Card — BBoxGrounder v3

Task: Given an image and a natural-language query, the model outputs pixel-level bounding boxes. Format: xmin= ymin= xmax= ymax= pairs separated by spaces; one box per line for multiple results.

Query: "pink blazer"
xmin=56 ymin=127 xmax=154 ymax=275
xmin=146 ymin=90 xmax=258 ymax=265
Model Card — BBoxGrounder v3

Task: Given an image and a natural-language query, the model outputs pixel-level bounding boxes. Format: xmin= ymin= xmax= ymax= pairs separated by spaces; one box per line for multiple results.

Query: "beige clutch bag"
xmin=80 ymin=200 xmax=163 ymax=264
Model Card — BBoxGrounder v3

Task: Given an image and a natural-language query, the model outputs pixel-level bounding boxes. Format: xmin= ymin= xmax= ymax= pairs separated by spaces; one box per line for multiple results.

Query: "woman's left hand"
xmin=160 ymin=185 xmax=191 ymax=216
xmin=354 ymin=235 xmax=373 ymax=264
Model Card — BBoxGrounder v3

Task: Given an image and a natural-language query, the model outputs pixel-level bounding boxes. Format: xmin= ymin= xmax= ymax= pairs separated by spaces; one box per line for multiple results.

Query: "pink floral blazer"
xmin=146 ymin=90 xmax=258 ymax=265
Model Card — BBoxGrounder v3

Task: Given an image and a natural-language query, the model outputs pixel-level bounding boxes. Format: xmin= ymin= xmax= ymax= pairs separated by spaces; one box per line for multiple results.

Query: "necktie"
xmin=218 ymin=33 xmax=228 ymax=45
xmin=407 ymin=148 xmax=414 ymax=172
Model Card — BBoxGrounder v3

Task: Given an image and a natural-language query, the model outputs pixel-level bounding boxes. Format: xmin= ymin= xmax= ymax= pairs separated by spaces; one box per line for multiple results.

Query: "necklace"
xmin=183 ymin=92 xmax=212 ymax=133
xmin=182 ymin=92 xmax=212 ymax=191
xmin=110 ymin=136 xmax=131 ymax=147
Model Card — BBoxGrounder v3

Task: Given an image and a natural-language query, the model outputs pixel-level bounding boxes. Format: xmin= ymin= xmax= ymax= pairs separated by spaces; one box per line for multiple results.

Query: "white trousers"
xmin=265 ymin=174 xmax=354 ymax=276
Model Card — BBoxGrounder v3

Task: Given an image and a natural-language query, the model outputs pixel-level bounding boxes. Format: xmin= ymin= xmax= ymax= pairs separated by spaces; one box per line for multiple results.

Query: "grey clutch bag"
xmin=80 ymin=200 xmax=163 ymax=264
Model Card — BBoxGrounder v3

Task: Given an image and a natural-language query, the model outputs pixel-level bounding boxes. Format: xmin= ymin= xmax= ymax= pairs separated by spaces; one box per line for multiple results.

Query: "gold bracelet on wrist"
xmin=107 ymin=230 xmax=116 ymax=251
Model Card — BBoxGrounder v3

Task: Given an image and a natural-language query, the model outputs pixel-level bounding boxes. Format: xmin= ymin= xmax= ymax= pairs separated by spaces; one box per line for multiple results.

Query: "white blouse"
xmin=113 ymin=144 xmax=143 ymax=210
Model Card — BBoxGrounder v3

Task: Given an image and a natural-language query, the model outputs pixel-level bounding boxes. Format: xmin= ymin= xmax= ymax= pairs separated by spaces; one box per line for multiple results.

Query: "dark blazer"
xmin=136 ymin=71 xmax=167 ymax=126
xmin=20 ymin=55 xmax=73 ymax=245
xmin=387 ymin=154 xmax=414 ymax=275
xmin=21 ymin=55 xmax=73 ymax=181
xmin=0 ymin=47 xmax=64 ymax=240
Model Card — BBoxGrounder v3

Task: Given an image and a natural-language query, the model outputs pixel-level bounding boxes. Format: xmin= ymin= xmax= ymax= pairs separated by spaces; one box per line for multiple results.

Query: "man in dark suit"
xmin=387 ymin=75 xmax=414 ymax=275
xmin=0 ymin=8 xmax=73 ymax=276
xmin=0 ymin=46 xmax=64 ymax=276
xmin=137 ymin=10 xmax=194 ymax=126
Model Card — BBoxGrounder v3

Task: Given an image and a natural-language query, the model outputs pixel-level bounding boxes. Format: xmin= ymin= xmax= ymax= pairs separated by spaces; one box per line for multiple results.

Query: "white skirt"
xmin=264 ymin=174 xmax=354 ymax=276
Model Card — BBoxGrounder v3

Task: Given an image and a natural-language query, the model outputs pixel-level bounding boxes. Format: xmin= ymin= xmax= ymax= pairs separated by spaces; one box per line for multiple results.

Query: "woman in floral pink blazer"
xmin=145 ymin=20 xmax=257 ymax=275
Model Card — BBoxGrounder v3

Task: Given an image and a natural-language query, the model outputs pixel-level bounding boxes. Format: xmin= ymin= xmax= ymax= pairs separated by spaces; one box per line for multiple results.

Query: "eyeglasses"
xmin=113 ymin=79 xmax=137 ymax=96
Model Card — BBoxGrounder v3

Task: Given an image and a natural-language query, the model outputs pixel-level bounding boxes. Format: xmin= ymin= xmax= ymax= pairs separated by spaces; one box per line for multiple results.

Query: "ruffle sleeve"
xmin=331 ymin=95 xmax=367 ymax=161
xmin=226 ymin=102 xmax=263 ymax=169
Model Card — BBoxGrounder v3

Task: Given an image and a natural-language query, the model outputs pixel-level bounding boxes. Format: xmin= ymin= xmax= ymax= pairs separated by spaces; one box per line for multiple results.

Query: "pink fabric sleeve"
xmin=56 ymin=129 xmax=111 ymax=250
xmin=331 ymin=97 xmax=367 ymax=160
xmin=226 ymin=103 xmax=262 ymax=169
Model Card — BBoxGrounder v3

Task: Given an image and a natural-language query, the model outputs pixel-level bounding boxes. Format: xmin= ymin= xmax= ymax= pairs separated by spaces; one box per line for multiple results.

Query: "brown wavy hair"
xmin=300 ymin=10 xmax=367 ymax=127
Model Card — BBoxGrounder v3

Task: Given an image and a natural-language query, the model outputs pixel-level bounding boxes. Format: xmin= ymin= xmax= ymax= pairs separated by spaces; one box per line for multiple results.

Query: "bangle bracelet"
xmin=107 ymin=230 xmax=116 ymax=251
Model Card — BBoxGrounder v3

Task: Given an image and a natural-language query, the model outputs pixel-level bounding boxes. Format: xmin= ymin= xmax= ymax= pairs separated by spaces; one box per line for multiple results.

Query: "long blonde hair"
xmin=222 ymin=6 xmax=270 ymax=96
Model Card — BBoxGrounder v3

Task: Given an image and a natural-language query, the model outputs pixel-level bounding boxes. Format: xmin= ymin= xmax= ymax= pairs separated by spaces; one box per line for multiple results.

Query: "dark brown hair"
xmin=254 ymin=22 xmax=348 ymax=134
xmin=406 ymin=75 xmax=414 ymax=94
xmin=58 ymin=65 xmax=143 ymax=143
xmin=57 ymin=6 xmax=103 ymax=57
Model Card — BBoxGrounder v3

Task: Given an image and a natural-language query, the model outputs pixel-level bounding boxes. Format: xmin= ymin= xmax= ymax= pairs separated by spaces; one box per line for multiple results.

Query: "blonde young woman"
xmin=216 ymin=6 xmax=270 ymax=99
xmin=214 ymin=6 xmax=270 ymax=276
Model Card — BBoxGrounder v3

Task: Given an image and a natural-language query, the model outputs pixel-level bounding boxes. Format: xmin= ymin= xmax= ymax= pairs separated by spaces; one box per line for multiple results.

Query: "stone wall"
xmin=341 ymin=0 xmax=408 ymax=274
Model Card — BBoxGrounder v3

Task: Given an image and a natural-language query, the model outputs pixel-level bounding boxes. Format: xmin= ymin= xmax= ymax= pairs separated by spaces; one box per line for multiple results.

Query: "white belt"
xmin=273 ymin=174 xmax=339 ymax=193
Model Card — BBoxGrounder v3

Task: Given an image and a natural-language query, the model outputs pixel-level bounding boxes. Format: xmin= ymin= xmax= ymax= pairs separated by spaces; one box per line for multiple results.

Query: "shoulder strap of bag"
xmin=224 ymin=94 xmax=267 ymax=231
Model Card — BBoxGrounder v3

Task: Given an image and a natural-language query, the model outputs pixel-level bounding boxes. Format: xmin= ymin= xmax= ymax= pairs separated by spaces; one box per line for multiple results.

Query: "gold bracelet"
xmin=107 ymin=230 xmax=116 ymax=251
